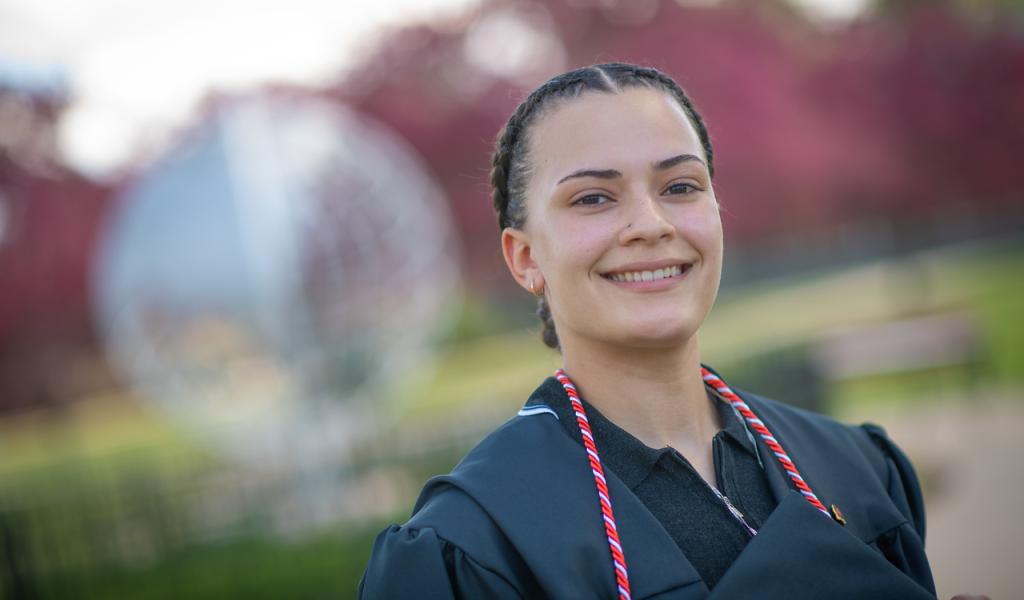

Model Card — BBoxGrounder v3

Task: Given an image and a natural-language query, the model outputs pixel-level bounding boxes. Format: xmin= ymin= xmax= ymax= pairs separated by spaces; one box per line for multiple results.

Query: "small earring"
xmin=528 ymin=279 xmax=535 ymax=294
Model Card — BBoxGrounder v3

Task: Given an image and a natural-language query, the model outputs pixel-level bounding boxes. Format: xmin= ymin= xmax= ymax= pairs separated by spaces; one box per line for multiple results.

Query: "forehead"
xmin=527 ymin=87 xmax=704 ymax=181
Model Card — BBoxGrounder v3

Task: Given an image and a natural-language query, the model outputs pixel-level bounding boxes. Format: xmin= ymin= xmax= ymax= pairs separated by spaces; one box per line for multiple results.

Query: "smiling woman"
xmin=359 ymin=63 xmax=942 ymax=599
xmin=502 ymin=87 xmax=722 ymax=362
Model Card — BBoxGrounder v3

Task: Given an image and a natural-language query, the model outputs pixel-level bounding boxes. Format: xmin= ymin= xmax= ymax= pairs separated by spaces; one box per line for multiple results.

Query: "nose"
xmin=618 ymin=193 xmax=675 ymax=245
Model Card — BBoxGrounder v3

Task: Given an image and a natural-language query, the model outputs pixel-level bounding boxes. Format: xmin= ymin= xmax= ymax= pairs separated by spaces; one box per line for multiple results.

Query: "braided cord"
xmin=554 ymin=367 xmax=832 ymax=596
xmin=554 ymin=369 xmax=632 ymax=600
xmin=701 ymin=367 xmax=831 ymax=517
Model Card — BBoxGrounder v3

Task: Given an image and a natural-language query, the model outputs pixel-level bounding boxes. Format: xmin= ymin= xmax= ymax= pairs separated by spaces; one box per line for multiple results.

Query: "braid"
xmin=489 ymin=62 xmax=715 ymax=350
xmin=491 ymin=69 xmax=610 ymax=230
xmin=537 ymin=296 xmax=559 ymax=350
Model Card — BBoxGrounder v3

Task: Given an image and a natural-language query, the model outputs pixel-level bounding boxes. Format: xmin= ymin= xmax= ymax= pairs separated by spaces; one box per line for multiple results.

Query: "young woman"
xmin=360 ymin=63 xmax=940 ymax=599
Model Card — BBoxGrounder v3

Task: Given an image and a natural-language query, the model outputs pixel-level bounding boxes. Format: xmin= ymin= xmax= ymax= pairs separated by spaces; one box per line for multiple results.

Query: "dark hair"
xmin=489 ymin=62 xmax=715 ymax=349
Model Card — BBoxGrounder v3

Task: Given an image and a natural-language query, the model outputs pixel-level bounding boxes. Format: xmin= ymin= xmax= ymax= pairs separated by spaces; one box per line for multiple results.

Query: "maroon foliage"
xmin=0 ymin=156 xmax=114 ymax=410
xmin=333 ymin=0 xmax=1024 ymax=286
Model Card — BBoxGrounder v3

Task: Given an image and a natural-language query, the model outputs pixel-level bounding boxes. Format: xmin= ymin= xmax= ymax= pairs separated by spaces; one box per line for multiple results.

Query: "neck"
xmin=559 ymin=334 xmax=719 ymax=457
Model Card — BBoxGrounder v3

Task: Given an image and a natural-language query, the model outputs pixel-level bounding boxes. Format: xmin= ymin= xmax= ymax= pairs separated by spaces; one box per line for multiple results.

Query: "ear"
xmin=501 ymin=227 xmax=544 ymax=294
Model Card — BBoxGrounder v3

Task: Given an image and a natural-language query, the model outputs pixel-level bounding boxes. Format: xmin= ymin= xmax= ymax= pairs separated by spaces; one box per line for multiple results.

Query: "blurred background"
xmin=1 ymin=0 xmax=1022 ymax=597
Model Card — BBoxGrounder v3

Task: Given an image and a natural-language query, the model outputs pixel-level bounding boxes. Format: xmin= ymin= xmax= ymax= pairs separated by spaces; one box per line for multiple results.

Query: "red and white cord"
xmin=554 ymin=369 xmax=632 ymax=600
xmin=554 ymin=367 xmax=832 ymax=598
xmin=700 ymin=367 xmax=831 ymax=517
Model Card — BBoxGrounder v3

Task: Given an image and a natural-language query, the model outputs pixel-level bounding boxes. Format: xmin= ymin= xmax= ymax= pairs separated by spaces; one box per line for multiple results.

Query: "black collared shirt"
xmin=539 ymin=378 xmax=778 ymax=590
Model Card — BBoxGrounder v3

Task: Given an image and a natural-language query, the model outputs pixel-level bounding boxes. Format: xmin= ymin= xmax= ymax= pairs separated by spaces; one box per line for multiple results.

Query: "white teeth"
xmin=608 ymin=265 xmax=685 ymax=282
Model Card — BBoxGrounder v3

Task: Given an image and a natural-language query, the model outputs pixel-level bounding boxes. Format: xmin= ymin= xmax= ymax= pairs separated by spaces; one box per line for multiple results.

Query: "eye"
xmin=572 ymin=193 xmax=612 ymax=206
xmin=664 ymin=182 xmax=699 ymax=196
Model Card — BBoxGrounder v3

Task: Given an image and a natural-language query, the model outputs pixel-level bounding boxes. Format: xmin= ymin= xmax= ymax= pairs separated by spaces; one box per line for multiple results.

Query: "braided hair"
xmin=489 ymin=62 xmax=715 ymax=349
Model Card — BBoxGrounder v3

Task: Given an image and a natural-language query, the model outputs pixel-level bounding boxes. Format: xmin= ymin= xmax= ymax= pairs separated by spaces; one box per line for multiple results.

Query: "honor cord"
xmin=554 ymin=367 xmax=832 ymax=599
xmin=700 ymin=368 xmax=831 ymax=517
xmin=554 ymin=369 xmax=632 ymax=600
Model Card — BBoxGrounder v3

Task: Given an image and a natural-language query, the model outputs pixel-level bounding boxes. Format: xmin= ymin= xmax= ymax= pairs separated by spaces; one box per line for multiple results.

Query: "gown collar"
xmin=420 ymin=375 xmax=932 ymax=599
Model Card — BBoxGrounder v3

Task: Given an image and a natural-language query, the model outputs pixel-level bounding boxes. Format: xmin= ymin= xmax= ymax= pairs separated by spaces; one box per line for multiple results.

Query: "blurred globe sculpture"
xmin=94 ymin=95 xmax=461 ymax=468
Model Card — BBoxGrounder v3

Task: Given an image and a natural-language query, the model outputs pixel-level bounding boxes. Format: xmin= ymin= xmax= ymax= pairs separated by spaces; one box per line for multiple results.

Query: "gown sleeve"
xmin=358 ymin=524 xmax=525 ymax=600
xmin=860 ymin=423 xmax=937 ymax=596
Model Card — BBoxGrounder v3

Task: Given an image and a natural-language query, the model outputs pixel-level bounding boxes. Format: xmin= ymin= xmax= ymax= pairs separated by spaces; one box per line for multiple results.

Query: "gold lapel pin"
xmin=830 ymin=504 xmax=847 ymax=526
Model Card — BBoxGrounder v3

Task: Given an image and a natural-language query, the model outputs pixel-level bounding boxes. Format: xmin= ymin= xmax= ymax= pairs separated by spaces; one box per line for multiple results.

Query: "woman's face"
xmin=502 ymin=87 xmax=723 ymax=351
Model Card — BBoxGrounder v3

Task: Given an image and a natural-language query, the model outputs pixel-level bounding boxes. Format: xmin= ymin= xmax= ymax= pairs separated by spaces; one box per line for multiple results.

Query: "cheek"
xmin=679 ymin=205 xmax=724 ymax=258
xmin=537 ymin=221 xmax=612 ymax=276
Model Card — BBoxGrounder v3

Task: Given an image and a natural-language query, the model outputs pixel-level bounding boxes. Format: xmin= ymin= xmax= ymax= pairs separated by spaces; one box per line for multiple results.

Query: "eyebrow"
xmin=556 ymin=154 xmax=705 ymax=185
xmin=654 ymin=153 xmax=704 ymax=171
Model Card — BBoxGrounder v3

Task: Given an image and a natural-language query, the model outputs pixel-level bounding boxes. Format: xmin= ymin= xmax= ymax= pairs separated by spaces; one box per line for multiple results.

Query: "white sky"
xmin=0 ymin=0 xmax=867 ymax=177
xmin=0 ymin=0 xmax=481 ymax=176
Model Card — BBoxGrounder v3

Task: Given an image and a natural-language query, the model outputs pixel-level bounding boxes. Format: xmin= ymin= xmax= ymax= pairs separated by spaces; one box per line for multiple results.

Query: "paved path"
xmin=846 ymin=393 xmax=1023 ymax=599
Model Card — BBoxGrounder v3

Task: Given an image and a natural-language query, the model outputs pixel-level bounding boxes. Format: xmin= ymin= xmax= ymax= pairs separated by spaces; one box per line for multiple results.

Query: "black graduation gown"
xmin=360 ymin=381 xmax=937 ymax=599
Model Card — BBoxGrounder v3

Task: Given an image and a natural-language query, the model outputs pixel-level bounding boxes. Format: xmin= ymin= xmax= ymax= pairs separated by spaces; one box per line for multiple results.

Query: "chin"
xmin=615 ymin=320 xmax=696 ymax=350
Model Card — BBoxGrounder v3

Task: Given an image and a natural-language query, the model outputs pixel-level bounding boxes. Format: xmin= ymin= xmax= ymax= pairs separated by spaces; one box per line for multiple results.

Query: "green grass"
xmin=704 ymin=238 xmax=1024 ymax=374
xmin=385 ymin=331 xmax=559 ymax=420
xmin=701 ymin=239 xmax=1024 ymax=409
xmin=33 ymin=528 xmax=386 ymax=600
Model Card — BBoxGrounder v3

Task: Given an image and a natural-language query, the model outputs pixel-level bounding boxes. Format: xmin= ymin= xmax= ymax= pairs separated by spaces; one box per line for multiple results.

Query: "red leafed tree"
xmin=333 ymin=0 xmax=1024 ymax=288
xmin=0 ymin=79 xmax=115 ymax=411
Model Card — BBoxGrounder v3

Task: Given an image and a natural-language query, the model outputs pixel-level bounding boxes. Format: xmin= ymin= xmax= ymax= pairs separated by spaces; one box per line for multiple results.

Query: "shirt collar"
xmin=526 ymin=376 xmax=760 ymax=490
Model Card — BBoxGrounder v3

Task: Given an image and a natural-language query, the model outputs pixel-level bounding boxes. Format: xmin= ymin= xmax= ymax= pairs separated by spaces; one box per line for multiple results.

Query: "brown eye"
xmin=665 ymin=182 xmax=698 ymax=195
xmin=572 ymin=194 xmax=611 ymax=206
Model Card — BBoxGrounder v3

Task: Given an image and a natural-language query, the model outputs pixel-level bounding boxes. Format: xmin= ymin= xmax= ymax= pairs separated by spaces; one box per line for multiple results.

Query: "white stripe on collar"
xmin=517 ymin=405 xmax=559 ymax=419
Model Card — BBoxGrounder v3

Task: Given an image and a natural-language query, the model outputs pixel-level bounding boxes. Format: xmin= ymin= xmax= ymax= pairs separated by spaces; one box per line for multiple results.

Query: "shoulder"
xmin=738 ymin=387 xmax=928 ymax=538
xmin=413 ymin=377 xmax=581 ymax=520
xmin=361 ymin=415 xmax=565 ymax=599
xmin=397 ymin=412 xmax=562 ymax=535
xmin=703 ymin=365 xmax=883 ymax=469
xmin=737 ymin=386 xmax=934 ymax=591
xmin=360 ymin=485 xmax=535 ymax=599
xmin=739 ymin=388 xmax=891 ymax=477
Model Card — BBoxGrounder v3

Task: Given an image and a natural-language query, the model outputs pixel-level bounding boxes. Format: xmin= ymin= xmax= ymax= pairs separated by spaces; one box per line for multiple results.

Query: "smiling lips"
xmin=603 ymin=263 xmax=690 ymax=283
